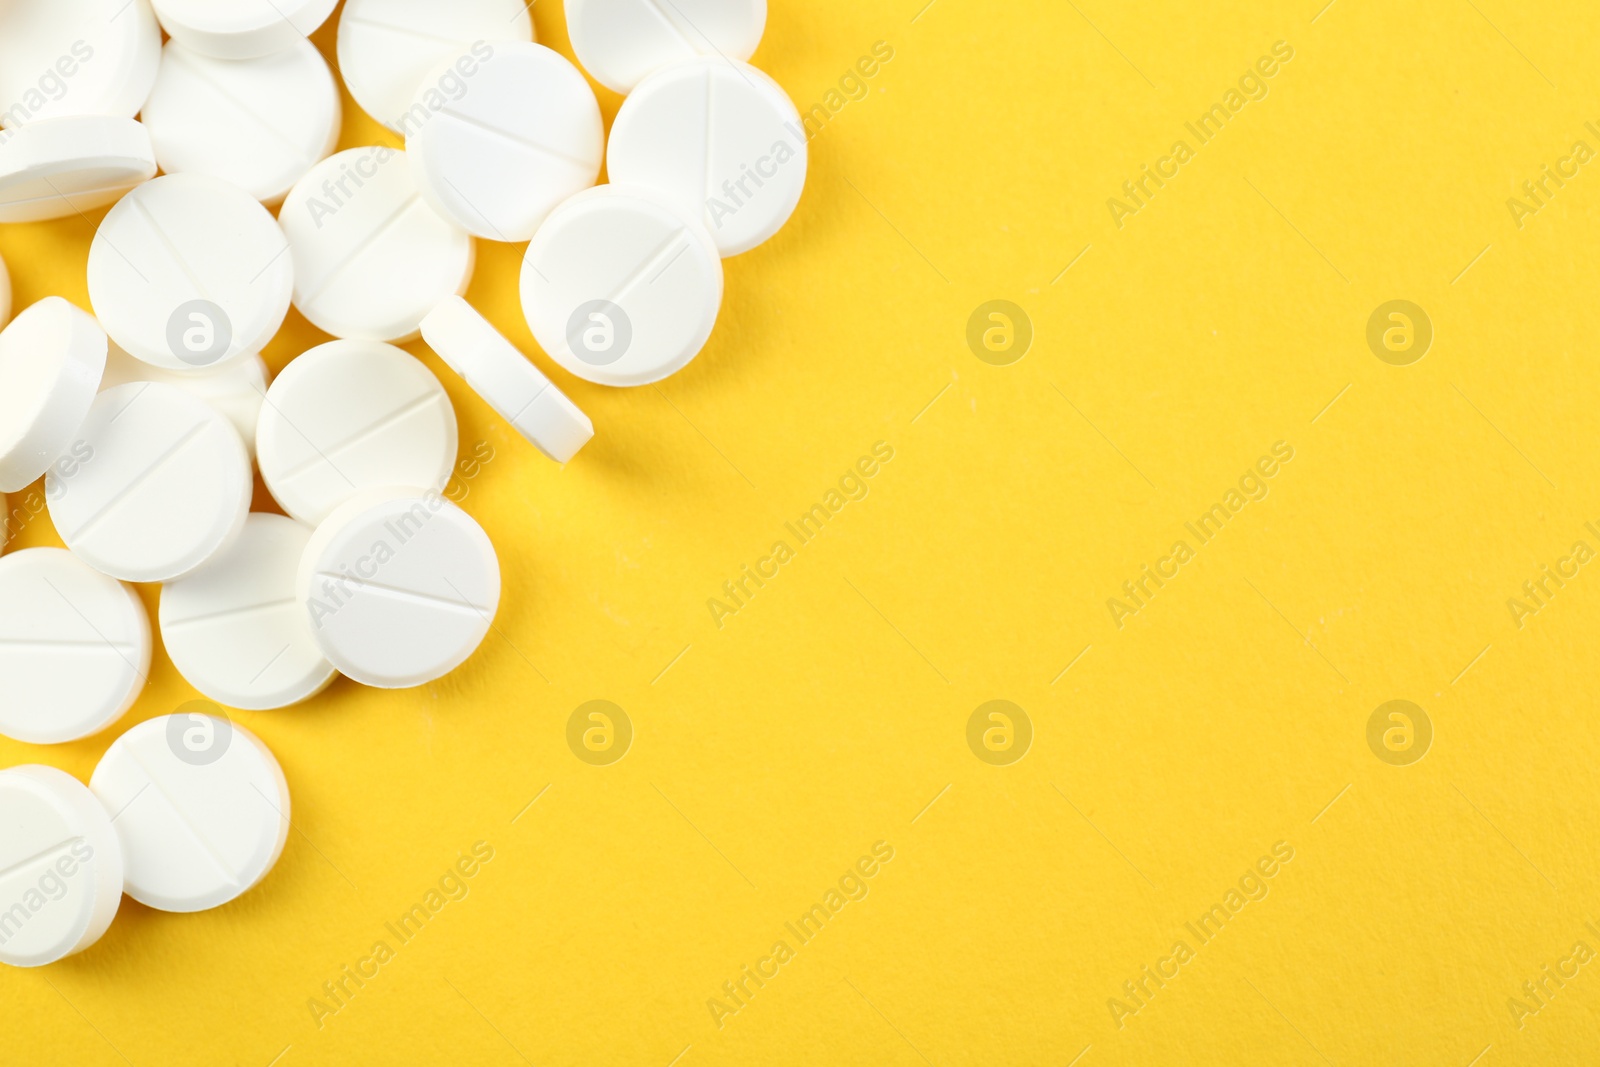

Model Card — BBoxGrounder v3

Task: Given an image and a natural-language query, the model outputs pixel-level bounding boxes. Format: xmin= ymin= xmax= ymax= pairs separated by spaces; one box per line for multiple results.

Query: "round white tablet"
xmin=89 ymin=713 xmax=290 ymax=913
xmin=151 ymin=0 xmax=340 ymax=60
xmin=0 ymin=0 xmax=162 ymax=128
xmin=0 ymin=297 xmax=108 ymax=494
xmin=87 ymin=173 xmax=294 ymax=371
xmin=406 ymin=42 xmax=602 ymax=242
xmin=337 ymin=0 xmax=534 ymax=134
xmin=0 ymin=549 xmax=150 ymax=745
xmin=299 ymin=487 xmax=500 ymax=688
xmin=281 ymin=147 xmax=475 ymax=342
xmin=421 ymin=296 xmax=593 ymax=463
xmin=566 ymin=0 xmax=766 ymax=95
xmin=257 ymin=340 xmax=458 ymax=526
xmin=609 ymin=58 xmax=805 ymax=257
xmin=521 ymin=185 xmax=723 ymax=387
xmin=98 ymin=344 xmax=269 ymax=462
xmin=0 ymin=115 xmax=157 ymax=224
xmin=0 ymin=766 xmax=124 ymax=968
xmin=161 ymin=514 xmax=336 ymax=711
xmin=141 ymin=38 xmax=342 ymax=206
xmin=48 ymin=383 xmax=252 ymax=584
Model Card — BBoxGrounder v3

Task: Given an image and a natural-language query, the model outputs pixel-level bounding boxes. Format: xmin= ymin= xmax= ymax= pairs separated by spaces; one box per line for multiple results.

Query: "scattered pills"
xmin=142 ymin=38 xmax=342 ymax=205
xmin=521 ymin=184 xmax=723 ymax=386
xmin=0 ymin=296 xmax=108 ymax=494
xmin=161 ymin=514 xmax=336 ymax=711
xmin=0 ymin=765 xmax=124 ymax=968
xmin=299 ymin=487 xmax=500 ymax=689
xmin=150 ymin=0 xmax=340 ymax=61
xmin=565 ymin=0 xmax=766 ymax=95
xmin=0 ymin=115 xmax=157 ymax=224
xmin=48 ymin=383 xmax=252 ymax=584
xmin=337 ymin=0 xmax=534 ymax=134
xmin=98 ymin=344 xmax=269 ymax=462
xmin=280 ymin=147 xmax=475 ymax=342
xmin=257 ymin=340 xmax=458 ymax=526
xmin=421 ymin=296 xmax=593 ymax=463
xmin=0 ymin=0 xmax=162 ymax=128
xmin=90 ymin=713 xmax=290 ymax=913
xmin=0 ymin=548 xmax=150 ymax=745
xmin=609 ymin=58 xmax=806 ymax=257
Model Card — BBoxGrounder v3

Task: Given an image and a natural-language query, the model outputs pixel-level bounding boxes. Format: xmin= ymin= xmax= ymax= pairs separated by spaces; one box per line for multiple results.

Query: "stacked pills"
xmin=0 ymin=0 xmax=804 ymax=966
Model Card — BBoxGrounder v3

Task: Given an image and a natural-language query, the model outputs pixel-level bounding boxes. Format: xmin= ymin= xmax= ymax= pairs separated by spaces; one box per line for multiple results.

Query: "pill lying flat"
xmin=609 ymin=58 xmax=806 ymax=257
xmin=89 ymin=712 xmax=290 ymax=913
xmin=421 ymin=296 xmax=593 ymax=463
xmin=406 ymin=42 xmax=603 ymax=242
xmin=0 ymin=766 xmax=124 ymax=968
xmin=142 ymin=38 xmax=342 ymax=206
xmin=0 ymin=549 xmax=150 ymax=745
xmin=299 ymin=487 xmax=501 ymax=689
xmin=257 ymin=340 xmax=458 ymax=526
xmin=48 ymin=383 xmax=252 ymax=584
xmin=338 ymin=0 xmax=534 ymax=134
xmin=151 ymin=0 xmax=340 ymax=60
xmin=0 ymin=297 xmax=108 ymax=494
xmin=281 ymin=147 xmax=475 ymax=342
xmin=98 ymin=344 xmax=269 ymax=462
xmin=161 ymin=514 xmax=336 ymax=711
xmin=88 ymin=173 xmax=294 ymax=371
xmin=0 ymin=0 xmax=161 ymax=128
xmin=521 ymin=185 xmax=723 ymax=387
xmin=0 ymin=116 xmax=157 ymax=224
xmin=566 ymin=0 xmax=766 ymax=95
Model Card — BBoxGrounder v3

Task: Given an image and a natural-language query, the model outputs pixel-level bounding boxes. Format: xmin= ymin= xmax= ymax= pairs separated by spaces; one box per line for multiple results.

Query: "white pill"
xmin=281 ymin=147 xmax=475 ymax=342
xmin=405 ymin=42 xmax=603 ymax=242
xmin=0 ymin=115 xmax=157 ymax=224
xmin=299 ymin=487 xmax=500 ymax=689
xmin=90 ymin=713 xmax=290 ymax=913
xmin=566 ymin=0 xmax=766 ymax=95
xmin=0 ymin=297 xmax=108 ymax=494
xmin=521 ymin=185 xmax=723 ymax=387
xmin=88 ymin=173 xmax=294 ymax=372
xmin=0 ymin=766 xmax=124 ymax=968
xmin=98 ymin=343 xmax=269 ymax=462
xmin=150 ymin=0 xmax=340 ymax=60
xmin=48 ymin=383 xmax=251 ymax=583
xmin=421 ymin=296 xmax=593 ymax=463
xmin=337 ymin=0 xmax=534 ymax=134
xmin=0 ymin=548 xmax=150 ymax=745
xmin=257 ymin=340 xmax=458 ymax=526
xmin=141 ymin=38 xmax=341 ymax=206
xmin=160 ymin=514 xmax=336 ymax=711
xmin=0 ymin=0 xmax=162 ymax=128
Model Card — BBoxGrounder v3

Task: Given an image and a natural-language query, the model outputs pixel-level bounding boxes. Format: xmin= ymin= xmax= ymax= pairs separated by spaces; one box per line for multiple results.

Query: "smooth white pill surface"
xmin=609 ymin=58 xmax=805 ymax=257
xmin=0 ymin=549 xmax=150 ymax=745
xmin=151 ymin=0 xmax=339 ymax=60
xmin=90 ymin=713 xmax=290 ymax=913
xmin=281 ymin=147 xmax=474 ymax=342
xmin=406 ymin=42 xmax=603 ymax=242
xmin=98 ymin=344 xmax=269 ymax=462
xmin=0 ymin=297 xmax=108 ymax=494
xmin=0 ymin=0 xmax=162 ymax=128
xmin=257 ymin=340 xmax=458 ymax=526
xmin=142 ymin=38 xmax=341 ymax=206
xmin=161 ymin=514 xmax=336 ymax=711
xmin=421 ymin=296 xmax=593 ymax=463
xmin=0 ymin=116 xmax=157 ymax=224
xmin=521 ymin=185 xmax=723 ymax=387
xmin=566 ymin=0 xmax=766 ymax=95
xmin=48 ymin=383 xmax=252 ymax=583
xmin=0 ymin=766 xmax=124 ymax=968
xmin=88 ymin=174 xmax=294 ymax=371
xmin=337 ymin=0 xmax=533 ymax=134
xmin=300 ymin=487 xmax=500 ymax=689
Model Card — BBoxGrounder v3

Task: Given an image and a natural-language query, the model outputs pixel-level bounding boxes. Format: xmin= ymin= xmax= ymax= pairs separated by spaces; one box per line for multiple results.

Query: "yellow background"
xmin=4 ymin=0 xmax=1600 ymax=1063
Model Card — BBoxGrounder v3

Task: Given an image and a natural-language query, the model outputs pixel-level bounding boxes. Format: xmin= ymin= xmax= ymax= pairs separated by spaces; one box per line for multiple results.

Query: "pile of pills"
xmin=0 ymin=0 xmax=804 ymax=967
